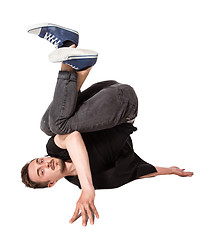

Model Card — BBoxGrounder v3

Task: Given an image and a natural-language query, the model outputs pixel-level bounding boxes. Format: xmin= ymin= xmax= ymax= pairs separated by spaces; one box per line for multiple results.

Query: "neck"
xmin=63 ymin=161 xmax=77 ymax=177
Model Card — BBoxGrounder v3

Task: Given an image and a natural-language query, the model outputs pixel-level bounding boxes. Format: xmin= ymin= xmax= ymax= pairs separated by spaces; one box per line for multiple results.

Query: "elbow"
xmin=65 ymin=131 xmax=81 ymax=144
xmin=69 ymin=130 xmax=81 ymax=138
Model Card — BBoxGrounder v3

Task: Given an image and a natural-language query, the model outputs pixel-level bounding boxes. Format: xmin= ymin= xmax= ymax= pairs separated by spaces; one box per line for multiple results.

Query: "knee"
xmin=49 ymin=117 xmax=76 ymax=135
xmin=119 ymin=84 xmax=138 ymax=104
xmin=49 ymin=119 xmax=66 ymax=135
xmin=124 ymin=84 xmax=136 ymax=94
xmin=40 ymin=119 xmax=55 ymax=136
xmin=40 ymin=113 xmax=55 ymax=136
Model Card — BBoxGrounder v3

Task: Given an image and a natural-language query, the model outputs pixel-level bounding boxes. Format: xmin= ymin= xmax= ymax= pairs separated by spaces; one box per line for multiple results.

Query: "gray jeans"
xmin=41 ymin=71 xmax=138 ymax=136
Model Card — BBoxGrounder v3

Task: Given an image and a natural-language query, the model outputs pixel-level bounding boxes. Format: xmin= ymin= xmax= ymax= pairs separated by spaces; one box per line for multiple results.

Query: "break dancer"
xmin=21 ymin=23 xmax=193 ymax=227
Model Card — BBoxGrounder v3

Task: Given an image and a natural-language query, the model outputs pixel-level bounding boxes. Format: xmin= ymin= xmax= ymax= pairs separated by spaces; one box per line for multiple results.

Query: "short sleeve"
xmin=46 ymin=136 xmax=70 ymax=160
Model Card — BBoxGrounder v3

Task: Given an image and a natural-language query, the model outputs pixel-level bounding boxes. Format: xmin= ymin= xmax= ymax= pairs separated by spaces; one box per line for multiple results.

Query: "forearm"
xmin=139 ymin=166 xmax=193 ymax=178
xmin=155 ymin=166 xmax=173 ymax=175
xmin=64 ymin=131 xmax=99 ymax=226
xmin=139 ymin=166 xmax=173 ymax=179
xmin=65 ymin=132 xmax=94 ymax=190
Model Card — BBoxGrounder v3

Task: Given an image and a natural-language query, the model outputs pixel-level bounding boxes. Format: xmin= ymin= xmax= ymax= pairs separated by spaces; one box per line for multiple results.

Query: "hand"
xmin=69 ymin=188 xmax=99 ymax=226
xmin=170 ymin=166 xmax=194 ymax=177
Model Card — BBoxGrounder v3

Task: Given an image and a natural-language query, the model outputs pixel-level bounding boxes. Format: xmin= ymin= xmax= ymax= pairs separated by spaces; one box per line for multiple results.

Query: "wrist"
xmin=82 ymin=188 xmax=95 ymax=197
xmin=169 ymin=167 xmax=174 ymax=174
xmin=155 ymin=166 xmax=174 ymax=175
xmin=82 ymin=184 xmax=95 ymax=192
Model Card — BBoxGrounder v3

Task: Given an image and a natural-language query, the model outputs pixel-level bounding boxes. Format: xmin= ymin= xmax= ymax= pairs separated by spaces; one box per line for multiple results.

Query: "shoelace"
xmin=62 ymin=61 xmax=79 ymax=70
xmin=70 ymin=65 xmax=78 ymax=70
xmin=44 ymin=32 xmax=61 ymax=47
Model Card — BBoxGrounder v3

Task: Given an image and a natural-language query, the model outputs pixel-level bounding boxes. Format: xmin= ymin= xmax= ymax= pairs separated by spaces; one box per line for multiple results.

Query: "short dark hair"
xmin=21 ymin=159 xmax=49 ymax=189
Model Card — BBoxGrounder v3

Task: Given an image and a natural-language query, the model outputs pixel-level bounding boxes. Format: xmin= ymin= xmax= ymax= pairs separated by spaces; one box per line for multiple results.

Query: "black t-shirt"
xmin=46 ymin=123 xmax=157 ymax=189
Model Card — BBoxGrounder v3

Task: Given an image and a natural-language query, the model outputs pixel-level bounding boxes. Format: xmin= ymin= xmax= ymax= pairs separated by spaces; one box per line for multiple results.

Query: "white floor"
xmin=1 ymin=1 xmax=214 ymax=239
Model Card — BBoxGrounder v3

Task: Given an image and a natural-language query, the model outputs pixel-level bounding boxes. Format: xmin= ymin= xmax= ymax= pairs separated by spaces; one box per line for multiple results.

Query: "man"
xmin=21 ymin=23 xmax=194 ymax=227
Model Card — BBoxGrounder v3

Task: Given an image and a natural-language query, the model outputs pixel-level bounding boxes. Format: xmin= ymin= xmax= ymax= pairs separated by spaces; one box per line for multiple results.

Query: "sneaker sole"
xmin=49 ymin=48 xmax=98 ymax=62
xmin=27 ymin=23 xmax=79 ymax=35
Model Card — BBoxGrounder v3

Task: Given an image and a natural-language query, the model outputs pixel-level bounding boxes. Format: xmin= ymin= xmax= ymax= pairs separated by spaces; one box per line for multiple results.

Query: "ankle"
xmin=61 ymin=63 xmax=76 ymax=72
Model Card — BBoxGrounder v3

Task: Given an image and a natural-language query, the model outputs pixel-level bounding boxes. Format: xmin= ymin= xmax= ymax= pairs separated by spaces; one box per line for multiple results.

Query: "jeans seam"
xmin=56 ymin=80 xmax=68 ymax=133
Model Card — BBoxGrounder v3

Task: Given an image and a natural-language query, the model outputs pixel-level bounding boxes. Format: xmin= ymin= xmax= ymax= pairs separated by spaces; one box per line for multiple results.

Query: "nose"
xmin=43 ymin=161 xmax=50 ymax=168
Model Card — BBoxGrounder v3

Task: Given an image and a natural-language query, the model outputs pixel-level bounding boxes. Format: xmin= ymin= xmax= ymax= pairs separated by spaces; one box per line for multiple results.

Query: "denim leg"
xmin=40 ymin=103 xmax=55 ymax=136
xmin=56 ymin=83 xmax=138 ymax=133
xmin=77 ymin=80 xmax=118 ymax=105
xmin=40 ymin=71 xmax=78 ymax=135
xmin=41 ymin=71 xmax=138 ymax=135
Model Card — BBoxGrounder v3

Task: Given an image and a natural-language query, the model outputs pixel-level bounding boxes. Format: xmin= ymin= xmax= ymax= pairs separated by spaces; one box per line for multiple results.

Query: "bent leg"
xmin=40 ymin=103 xmax=55 ymax=136
xmin=77 ymin=80 xmax=119 ymax=105
xmin=41 ymin=69 xmax=138 ymax=135
xmin=40 ymin=70 xmax=78 ymax=135
xmin=56 ymin=83 xmax=138 ymax=134
xmin=41 ymin=71 xmax=119 ymax=135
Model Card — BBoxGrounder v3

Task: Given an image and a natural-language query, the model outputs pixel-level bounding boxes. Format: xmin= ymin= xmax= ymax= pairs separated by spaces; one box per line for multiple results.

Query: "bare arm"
xmin=139 ymin=166 xmax=194 ymax=179
xmin=65 ymin=131 xmax=93 ymax=190
xmin=56 ymin=131 xmax=99 ymax=226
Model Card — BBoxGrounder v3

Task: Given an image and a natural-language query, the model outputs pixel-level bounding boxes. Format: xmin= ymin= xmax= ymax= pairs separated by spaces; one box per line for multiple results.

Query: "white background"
xmin=1 ymin=0 xmax=214 ymax=239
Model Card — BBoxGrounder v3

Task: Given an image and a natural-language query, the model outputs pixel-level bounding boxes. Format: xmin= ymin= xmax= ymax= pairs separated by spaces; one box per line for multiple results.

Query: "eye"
xmin=41 ymin=169 xmax=44 ymax=175
xmin=41 ymin=159 xmax=44 ymax=164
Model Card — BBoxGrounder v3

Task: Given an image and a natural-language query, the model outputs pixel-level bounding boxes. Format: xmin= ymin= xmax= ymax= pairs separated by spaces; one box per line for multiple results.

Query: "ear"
xmin=48 ymin=180 xmax=57 ymax=188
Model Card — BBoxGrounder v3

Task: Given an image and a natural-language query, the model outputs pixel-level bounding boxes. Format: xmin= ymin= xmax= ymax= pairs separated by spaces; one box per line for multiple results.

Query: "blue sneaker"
xmin=49 ymin=47 xmax=98 ymax=71
xmin=27 ymin=23 xmax=79 ymax=48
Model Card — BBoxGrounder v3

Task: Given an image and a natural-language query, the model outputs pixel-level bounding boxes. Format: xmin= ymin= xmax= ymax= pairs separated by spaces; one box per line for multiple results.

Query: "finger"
xmin=90 ymin=204 xmax=99 ymax=219
xmin=86 ymin=206 xmax=94 ymax=225
xmin=182 ymin=171 xmax=193 ymax=177
xmin=69 ymin=212 xmax=82 ymax=224
xmin=185 ymin=171 xmax=194 ymax=176
xmin=76 ymin=212 xmax=82 ymax=221
xmin=69 ymin=207 xmax=80 ymax=224
xmin=81 ymin=206 xmax=88 ymax=227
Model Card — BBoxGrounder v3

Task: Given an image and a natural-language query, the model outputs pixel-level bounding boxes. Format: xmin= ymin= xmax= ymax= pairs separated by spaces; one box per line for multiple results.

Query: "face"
xmin=28 ymin=157 xmax=66 ymax=187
